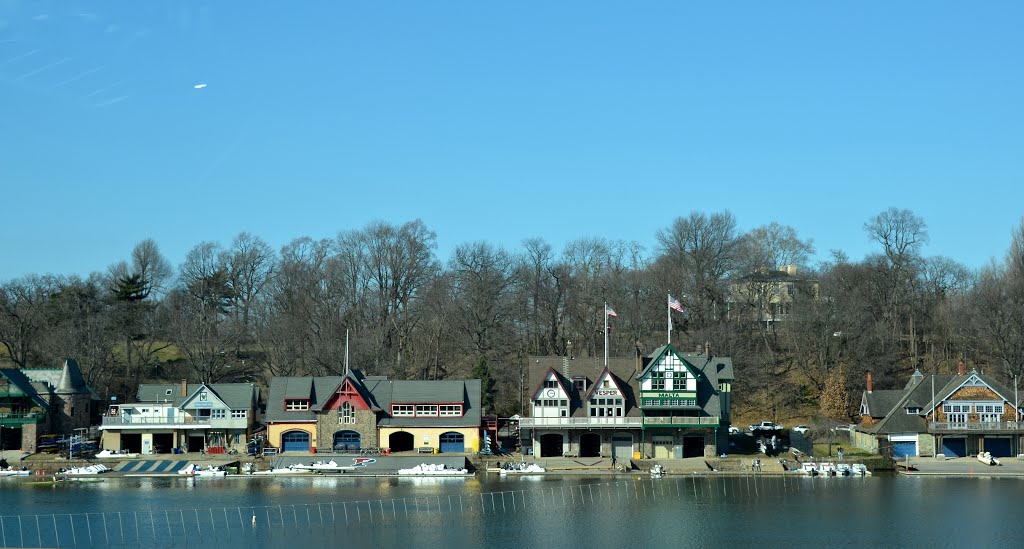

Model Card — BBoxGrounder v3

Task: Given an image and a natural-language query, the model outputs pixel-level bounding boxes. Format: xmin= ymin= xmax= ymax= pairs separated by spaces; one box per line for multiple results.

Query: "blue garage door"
xmin=439 ymin=432 xmax=465 ymax=453
xmin=984 ymin=437 xmax=1012 ymax=458
xmin=942 ymin=438 xmax=966 ymax=457
xmin=282 ymin=431 xmax=311 ymax=453
xmin=333 ymin=430 xmax=361 ymax=452
xmin=892 ymin=441 xmax=917 ymax=458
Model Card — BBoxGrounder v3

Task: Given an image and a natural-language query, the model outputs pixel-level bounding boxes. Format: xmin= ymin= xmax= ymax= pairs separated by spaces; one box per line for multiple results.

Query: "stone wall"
xmin=21 ymin=422 xmax=39 ymax=453
xmin=315 ymin=409 xmax=378 ymax=450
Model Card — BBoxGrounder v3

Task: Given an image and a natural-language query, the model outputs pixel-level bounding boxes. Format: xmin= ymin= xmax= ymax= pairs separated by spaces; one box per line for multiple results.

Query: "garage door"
xmin=282 ymin=431 xmax=311 ymax=453
xmin=652 ymin=436 xmax=673 ymax=459
xmin=942 ymin=438 xmax=966 ymax=457
xmin=892 ymin=441 xmax=917 ymax=458
xmin=439 ymin=432 xmax=465 ymax=453
xmin=984 ymin=437 xmax=1012 ymax=458
xmin=612 ymin=436 xmax=633 ymax=461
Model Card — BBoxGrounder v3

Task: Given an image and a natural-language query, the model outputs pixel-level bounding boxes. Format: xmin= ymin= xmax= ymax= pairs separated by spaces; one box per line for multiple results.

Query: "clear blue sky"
xmin=1 ymin=1 xmax=1021 ymax=281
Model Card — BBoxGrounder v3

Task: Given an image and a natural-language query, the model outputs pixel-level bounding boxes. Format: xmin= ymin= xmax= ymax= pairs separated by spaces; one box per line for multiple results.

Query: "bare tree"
xmin=220 ymin=232 xmax=276 ymax=336
xmin=0 ymin=275 xmax=60 ymax=368
xmin=655 ymin=210 xmax=741 ymax=328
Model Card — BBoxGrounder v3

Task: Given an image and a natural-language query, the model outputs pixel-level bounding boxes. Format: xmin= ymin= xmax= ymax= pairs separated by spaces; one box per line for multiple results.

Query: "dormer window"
xmin=285 ymin=399 xmax=309 ymax=411
xmin=573 ymin=377 xmax=587 ymax=392
xmin=906 ymin=407 xmax=922 ymax=415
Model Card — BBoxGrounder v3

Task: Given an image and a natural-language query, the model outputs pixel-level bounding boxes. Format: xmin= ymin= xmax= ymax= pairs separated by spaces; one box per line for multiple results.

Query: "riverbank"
xmin=11 ymin=449 xmax=1019 ymax=480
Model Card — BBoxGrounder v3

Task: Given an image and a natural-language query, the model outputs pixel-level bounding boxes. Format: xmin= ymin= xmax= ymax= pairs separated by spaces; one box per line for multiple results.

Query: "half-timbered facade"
xmin=521 ymin=344 xmax=734 ymax=460
xmin=853 ymin=365 xmax=1024 ymax=458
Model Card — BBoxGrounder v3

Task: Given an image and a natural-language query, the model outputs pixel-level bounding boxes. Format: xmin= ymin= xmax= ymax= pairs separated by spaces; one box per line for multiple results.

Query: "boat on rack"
xmin=397 ymin=463 xmax=473 ymax=476
xmin=499 ymin=462 xmax=546 ymax=476
xmin=977 ymin=452 xmax=1001 ymax=466
xmin=649 ymin=464 xmax=665 ymax=478
xmin=95 ymin=449 xmax=138 ymax=459
xmin=0 ymin=469 xmax=31 ymax=477
xmin=177 ymin=464 xmax=227 ymax=477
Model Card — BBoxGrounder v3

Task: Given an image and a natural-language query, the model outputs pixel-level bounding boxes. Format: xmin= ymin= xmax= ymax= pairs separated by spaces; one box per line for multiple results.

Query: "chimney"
xmin=866 ymin=372 xmax=873 ymax=393
xmin=787 ymin=264 xmax=797 ymax=276
xmin=181 ymin=379 xmax=188 ymax=397
xmin=958 ymin=361 xmax=965 ymax=375
xmin=704 ymin=341 xmax=710 ymax=357
xmin=695 ymin=344 xmax=703 ymax=354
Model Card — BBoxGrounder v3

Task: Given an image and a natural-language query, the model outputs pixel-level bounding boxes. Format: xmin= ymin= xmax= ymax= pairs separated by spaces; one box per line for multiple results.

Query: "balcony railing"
xmin=518 ymin=417 xmax=643 ymax=428
xmin=101 ymin=416 xmax=212 ymax=427
xmin=929 ymin=421 xmax=1024 ymax=432
xmin=643 ymin=416 xmax=720 ymax=427
xmin=0 ymin=411 xmax=46 ymax=424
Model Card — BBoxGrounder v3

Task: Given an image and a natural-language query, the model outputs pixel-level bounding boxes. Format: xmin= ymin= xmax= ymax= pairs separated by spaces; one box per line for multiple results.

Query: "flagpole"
xmin=604 ymin=302 xmax=609 ymax=367
xmin=667 ymin=294 xmax=672 ymax=346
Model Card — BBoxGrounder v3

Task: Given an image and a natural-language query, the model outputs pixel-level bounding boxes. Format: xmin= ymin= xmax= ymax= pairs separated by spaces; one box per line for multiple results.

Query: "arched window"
xmin=339 ymin=401 xmax=355 ymax=424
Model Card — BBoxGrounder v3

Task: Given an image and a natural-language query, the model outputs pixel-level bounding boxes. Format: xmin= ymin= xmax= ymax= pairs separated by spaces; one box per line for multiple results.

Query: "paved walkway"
xmin=902 ymin=456 xmax=1024 ymax=476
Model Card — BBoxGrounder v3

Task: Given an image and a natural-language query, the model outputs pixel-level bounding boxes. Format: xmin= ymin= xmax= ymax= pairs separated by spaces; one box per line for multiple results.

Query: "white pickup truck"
xmin=748 ymin=421 xmax=783 ymax=432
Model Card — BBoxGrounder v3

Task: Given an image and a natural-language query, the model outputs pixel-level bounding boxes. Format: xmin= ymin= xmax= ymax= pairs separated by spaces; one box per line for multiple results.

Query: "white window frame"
xmin=415 ymin=405 xmax=438 ymax=417
xmin=392 ymin=404 xmax=414 ymax=417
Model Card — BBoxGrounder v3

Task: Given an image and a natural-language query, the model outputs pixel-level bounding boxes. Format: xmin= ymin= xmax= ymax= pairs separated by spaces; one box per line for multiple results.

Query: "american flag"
xmin=606 ymin=306 xmax=618 ymax=317
xmin=669 ymin=295 xmax=685 ymax=313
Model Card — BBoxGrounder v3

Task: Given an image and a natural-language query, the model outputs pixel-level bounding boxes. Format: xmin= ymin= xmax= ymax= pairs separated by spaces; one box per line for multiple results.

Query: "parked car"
xmin=792 ymin=425 xmax=811 ymax=435
xmin=748 ymin=421 xmax=783 ymax=432
xmin=728 ymin=426 xmax=741 ymax=435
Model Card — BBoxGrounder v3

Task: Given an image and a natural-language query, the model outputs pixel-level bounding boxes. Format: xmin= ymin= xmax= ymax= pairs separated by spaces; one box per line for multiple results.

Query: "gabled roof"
xmin=528 ymin=356 xmax=642 ymax=418
xmin=530 ymin=367 xmax=574 ymax=401
xmin=135 ymin=383 xmax=259 ymax=409
xmin=0 ymin=369 xmax=49 ymax=407
xmin=265 ymin=371 xmax=483 ymax=427
xmin=181 ymin=383 xmax=228 ymax=408
xmin=637 ymin=344 xmax=703 ymax=381
xmin=583 ymin=367 xmax=628 ymax=401
xmin=312 ymin=371 xmax=381 ymax=412
xmin=859 ymin=370 xmax=1020 ymax=435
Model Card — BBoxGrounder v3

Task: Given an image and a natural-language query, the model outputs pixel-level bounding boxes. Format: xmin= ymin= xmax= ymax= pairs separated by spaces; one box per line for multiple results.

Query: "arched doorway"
xmin=439 ymin=432 xmax=465 ymax=453
xmin=389 ymin=431 xmax=414 ymax=452
xmin=579 ymin=433 xmax=601 ymax=458
xmin=333 ymin=430 xmax=361 ymax=452
xmin=281 ymin=430 xmax=311 ymax=453
xmin=540 ymin=433 xmax=563 ymax=457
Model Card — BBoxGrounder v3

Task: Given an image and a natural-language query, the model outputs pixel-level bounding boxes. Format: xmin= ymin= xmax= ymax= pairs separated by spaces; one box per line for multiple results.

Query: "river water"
xmin=0 ymin=473 xmax=1020 ymax=548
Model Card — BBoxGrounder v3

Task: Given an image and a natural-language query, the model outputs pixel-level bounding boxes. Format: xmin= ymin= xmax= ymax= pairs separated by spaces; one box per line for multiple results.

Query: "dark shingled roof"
xmin=136 ymin=383 xmax=259 ymax=409
xmin=265 ymin=371 xmax=482 ymax=428
xmin=526 ymin=343 xmax=735 ymax=420
xmin=859 ymin=370 xmax=1021 ymax=436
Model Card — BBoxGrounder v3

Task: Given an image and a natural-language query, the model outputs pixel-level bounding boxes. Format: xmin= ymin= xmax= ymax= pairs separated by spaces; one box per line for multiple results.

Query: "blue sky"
xmin=1 ymin=1 xmax=1021 ymax=280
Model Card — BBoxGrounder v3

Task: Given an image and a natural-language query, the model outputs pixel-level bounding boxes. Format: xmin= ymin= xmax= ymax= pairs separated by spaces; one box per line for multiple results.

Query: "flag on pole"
xmin=606 ymin=306 xmax=618 ymax=317
xmin=669 ymin=295 xmax=684 ymax=313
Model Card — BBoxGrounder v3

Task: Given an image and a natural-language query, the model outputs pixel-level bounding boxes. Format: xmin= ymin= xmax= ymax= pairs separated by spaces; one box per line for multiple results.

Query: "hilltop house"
xmin=264 ymin=370 xmax=482 ymax=454
xmin=0 ymin=359 xmax=99 ymax=452
xmin=853 ymin=363 xmax=1023 ymax=458
xmin=520 ymin=343 xmax=734 ymax=459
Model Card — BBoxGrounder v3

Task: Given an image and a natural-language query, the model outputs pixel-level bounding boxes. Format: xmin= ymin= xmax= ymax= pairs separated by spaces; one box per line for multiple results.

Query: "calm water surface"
xmin=0 ymin=474 xmax=1020 ymax=548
